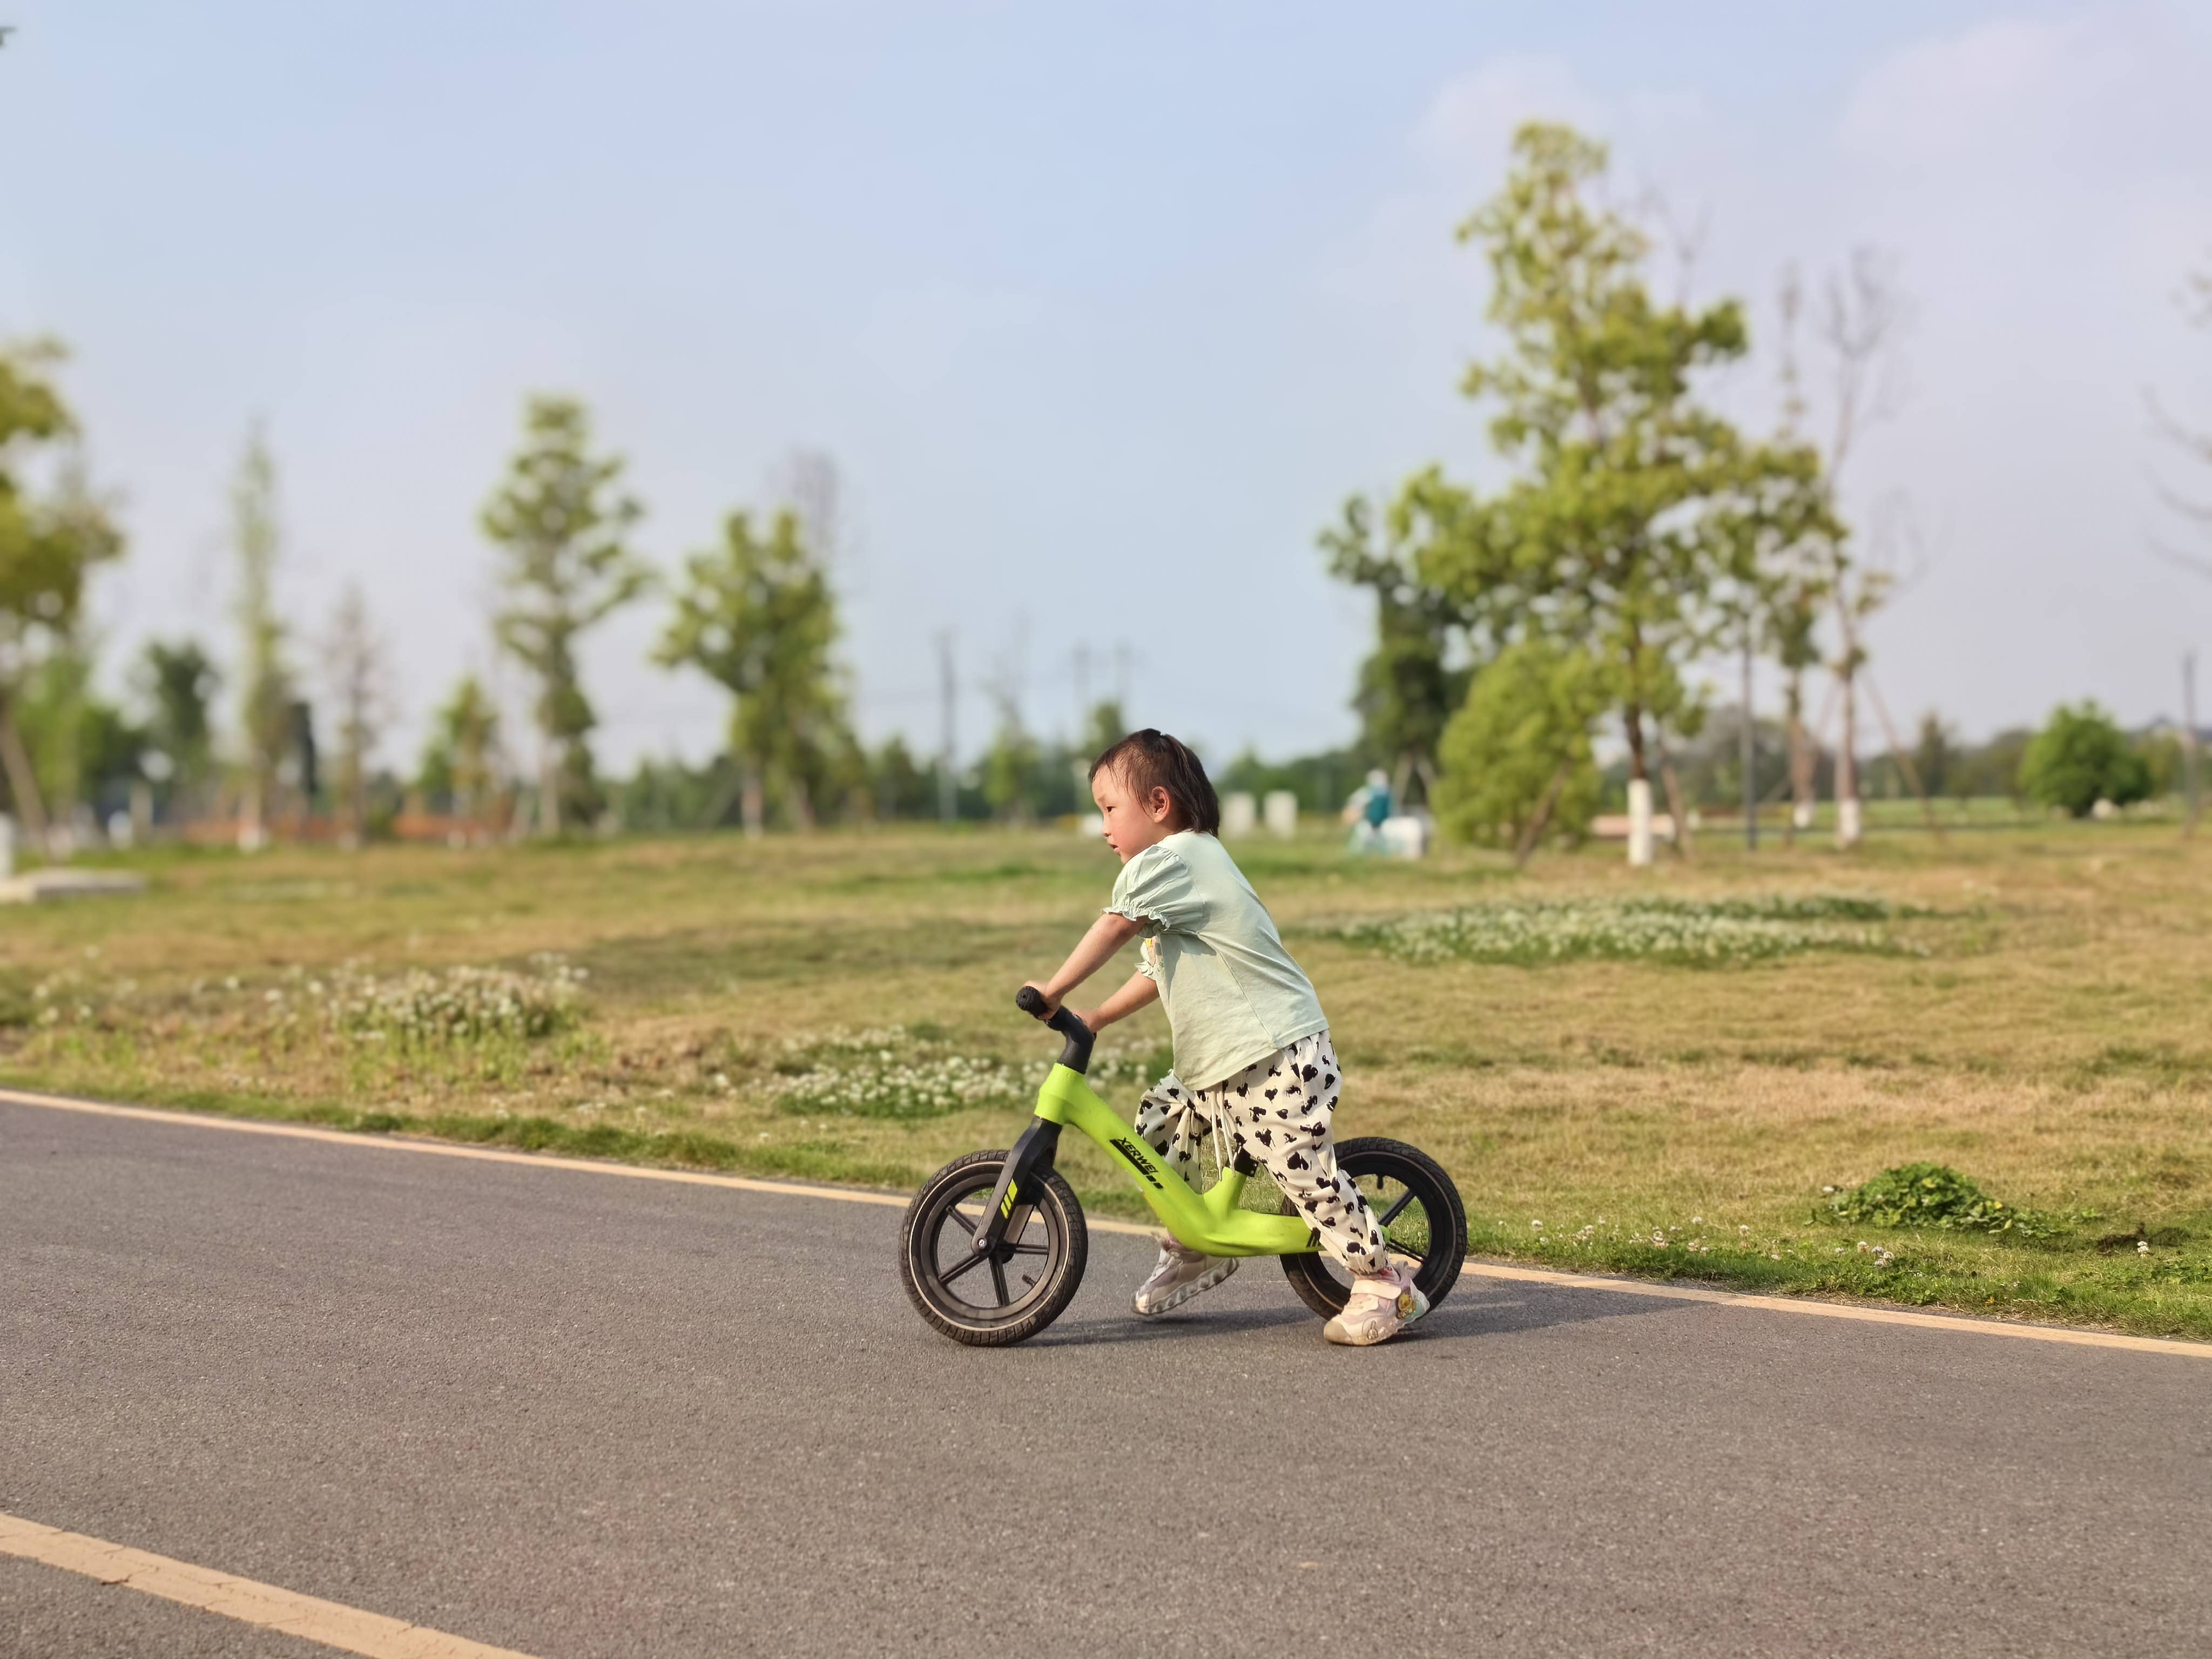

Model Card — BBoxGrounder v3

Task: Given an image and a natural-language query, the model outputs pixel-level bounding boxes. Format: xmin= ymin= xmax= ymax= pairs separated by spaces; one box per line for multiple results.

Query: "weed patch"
xmin=1827 ymin=1162 xmax=2052 ymax=1238
xmin=1330 ymin=893 xmax=1929 ymax=967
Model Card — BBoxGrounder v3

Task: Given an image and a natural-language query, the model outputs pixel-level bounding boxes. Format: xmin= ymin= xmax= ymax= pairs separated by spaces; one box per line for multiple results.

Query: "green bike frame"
xmin=1028 ymin=1063 xmax=1316 ymax=1256
xmin=971 ymin=996 xmax=1323 ymax=1267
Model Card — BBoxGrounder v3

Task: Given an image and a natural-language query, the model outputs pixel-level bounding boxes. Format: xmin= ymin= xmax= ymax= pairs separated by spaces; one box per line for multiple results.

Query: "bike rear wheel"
xmin=899 ymin=1150 xmax=1088 ymax=1346
xmin=1280 ymin=1136 xmax=1467 ymax=1319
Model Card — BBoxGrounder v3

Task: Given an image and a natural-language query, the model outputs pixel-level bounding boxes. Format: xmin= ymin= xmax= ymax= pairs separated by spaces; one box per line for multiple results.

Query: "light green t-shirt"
xmin=1106 ymin=830 xmax=1327 ymax=1090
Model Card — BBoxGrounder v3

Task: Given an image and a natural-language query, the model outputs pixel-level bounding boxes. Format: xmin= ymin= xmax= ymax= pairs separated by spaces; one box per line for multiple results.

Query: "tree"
xmin=1764 ymin=564 xmax=1827 ymax=838
xmin=228 ymin=423 xmax=294 ymax=850
xmin=134 ymin=639 xmax=220 ymax=818
xmin=483 ymin=396 xmax=649 ymax=835
xmin=1434 ymin=638 xmax=1604 ymax=861
xmin=1404 ymin=124 xmax=1812 ymax=865
xmin=869 ymin=736 xmax=930 ymax=820
xmin=0 ymin=340 xmax=124 ymax=850
xmin=418 ymin=673 xmax=502 ymax=828
xmin=656 ymin=508 xmax=848 ymax=834
xmin=321 ymin=583 xmax=389 ymax=847
xmin=16 ymin=635 xmax=143 ymax=847
xmin=2149 ymin=257 xmax=2212 ymax=579
xmin=1319 ymin=492 xmax=1469 ymax=801
xmin=1776 ymin=253 xmax=1913 ymax=848
xmin=1913 ymin=712 xmax=1955 ymax=802
xmin=1080 ymin=697 xmax=1128 ymax=762
xmin=2019 ymin=703 xmax=2152 ymax=818
xmin=981 ymin=716 xmax=1040 ymax=823
xmin=1709 ymin=430 xmax=1833 ymax=846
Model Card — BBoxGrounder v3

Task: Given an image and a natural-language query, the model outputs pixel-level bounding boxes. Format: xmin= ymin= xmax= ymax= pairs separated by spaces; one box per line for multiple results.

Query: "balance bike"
xmin=898 ymin=988 xmax=1467 ymax=1345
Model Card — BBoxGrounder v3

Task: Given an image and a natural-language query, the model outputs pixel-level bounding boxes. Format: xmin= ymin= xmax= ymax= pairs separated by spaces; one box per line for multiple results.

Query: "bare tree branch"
xmin=1817 ymin=246 xmax=1910 ymax=480
xmin=2148 ymin=532 xmax=2212 ymax=582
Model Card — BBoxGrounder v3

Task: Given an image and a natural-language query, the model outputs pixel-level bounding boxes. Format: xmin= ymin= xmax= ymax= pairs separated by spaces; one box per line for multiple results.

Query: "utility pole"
xmin=936 ymin=630 xmax=957 ymax=824
xmin=2186 ymin=650 xmax=2202 ymax=839
xmin=1741 ymin=621 xmax=1758 ymax=852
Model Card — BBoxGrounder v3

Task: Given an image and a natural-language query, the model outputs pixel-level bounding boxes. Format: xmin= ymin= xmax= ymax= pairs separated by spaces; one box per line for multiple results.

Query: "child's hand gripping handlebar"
xmin=1015 ymin=986 xmax=1096 ymax=1075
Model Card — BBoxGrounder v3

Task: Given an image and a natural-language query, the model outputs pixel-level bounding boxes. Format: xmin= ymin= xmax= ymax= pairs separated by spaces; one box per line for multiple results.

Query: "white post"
xmin=1262 ymin=790 xmax=1299 ymax=839
xmin=1627 ymin=778 xmax=1655 ymax=867
xmin=1221 ymin=792 xmax=1257 ymax=838
xmin=1837 ymin=797 xmax=1862 ymax=848
xmin=0 ymin=813 xmax=14 ymax=879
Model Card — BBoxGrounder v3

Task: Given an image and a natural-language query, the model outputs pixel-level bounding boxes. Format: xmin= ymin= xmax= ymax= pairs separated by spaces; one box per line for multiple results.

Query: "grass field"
xmin=6 ymin=818 xmax=2211 ymax=1338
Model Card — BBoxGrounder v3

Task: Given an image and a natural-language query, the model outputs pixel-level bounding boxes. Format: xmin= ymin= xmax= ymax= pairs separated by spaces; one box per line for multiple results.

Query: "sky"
xmin=4 ymin=1 xmax=2211 ymax=776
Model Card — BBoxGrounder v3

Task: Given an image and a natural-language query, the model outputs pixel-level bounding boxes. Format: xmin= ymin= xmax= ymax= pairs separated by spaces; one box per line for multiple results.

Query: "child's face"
xmin=1092 ymin=765 xmax=1178 ymax=863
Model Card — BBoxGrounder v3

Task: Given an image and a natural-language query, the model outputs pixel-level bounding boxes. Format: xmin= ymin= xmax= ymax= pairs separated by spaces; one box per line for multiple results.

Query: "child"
xmin=1022 ymin=729 xmax=1427 ymax=1346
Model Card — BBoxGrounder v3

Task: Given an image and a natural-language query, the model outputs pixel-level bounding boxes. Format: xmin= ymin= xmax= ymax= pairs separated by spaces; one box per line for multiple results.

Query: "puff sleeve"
xmin=1106 ymin=843 xmax=1204 ymax=935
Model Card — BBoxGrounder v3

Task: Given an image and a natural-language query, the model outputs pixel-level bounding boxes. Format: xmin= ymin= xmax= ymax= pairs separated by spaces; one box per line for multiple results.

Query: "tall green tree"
xmin=656 ymin=508 xmax=849 ymax=834
xmin=483 ymin=396 xmax=649 ymax=834
xmin=0 ymin=341 xmax=124 ymax=847
xmin=1403 ymin=124 xmax=1819 ymax=860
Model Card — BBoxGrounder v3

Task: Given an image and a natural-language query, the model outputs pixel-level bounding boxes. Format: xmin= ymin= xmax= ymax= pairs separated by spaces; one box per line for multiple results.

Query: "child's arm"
xmin=1022 ymin=912 xmax=1145 ymax=1019
xmin=1069 ymin=971 xmax=1157 ymax=1033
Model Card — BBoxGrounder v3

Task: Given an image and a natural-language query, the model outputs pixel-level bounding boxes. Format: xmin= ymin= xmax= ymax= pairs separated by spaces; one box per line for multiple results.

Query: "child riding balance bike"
xmin=899 ymin=730 xmax=1465 ymax=1347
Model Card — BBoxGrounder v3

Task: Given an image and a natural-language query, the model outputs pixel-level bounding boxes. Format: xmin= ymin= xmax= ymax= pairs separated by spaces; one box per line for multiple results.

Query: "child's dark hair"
xmin=1088 ymin=729 xmax=1221 ymax=835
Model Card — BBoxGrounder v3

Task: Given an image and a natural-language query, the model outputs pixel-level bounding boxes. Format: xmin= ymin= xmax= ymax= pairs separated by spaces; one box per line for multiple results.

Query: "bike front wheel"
xmin=1280 ymin=1136 xmax=1467 ymax=1319
xmin=899 ymin=1150 xmax=1089 ymax=1346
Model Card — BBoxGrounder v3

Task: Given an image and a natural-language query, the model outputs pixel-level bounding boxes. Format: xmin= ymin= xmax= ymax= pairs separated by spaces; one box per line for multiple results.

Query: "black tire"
xmin=899 ymin=1150 xmax=1089 ymax=1346
xmin=1280 ymin=1137 xmax=1467 ymax=1320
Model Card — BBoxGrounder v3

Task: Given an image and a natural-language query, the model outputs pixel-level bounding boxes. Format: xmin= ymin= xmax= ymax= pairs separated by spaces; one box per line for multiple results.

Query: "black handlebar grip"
xmin=1015 ymin=986 xmax=1050 ymax=1019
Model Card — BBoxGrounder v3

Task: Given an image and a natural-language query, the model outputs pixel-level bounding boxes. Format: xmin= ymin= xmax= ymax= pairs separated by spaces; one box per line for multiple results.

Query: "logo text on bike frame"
xmin=1110 ymin=1136 xmax=1164 ymax=1189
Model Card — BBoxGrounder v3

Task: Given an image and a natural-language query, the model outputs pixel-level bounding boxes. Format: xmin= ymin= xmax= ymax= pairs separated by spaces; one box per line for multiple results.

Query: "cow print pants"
xmin=1131 ymin=1029 xmax=1390 ymax=1278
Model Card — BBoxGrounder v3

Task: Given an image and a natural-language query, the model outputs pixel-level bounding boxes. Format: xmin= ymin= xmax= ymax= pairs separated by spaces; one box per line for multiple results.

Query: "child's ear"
xmin=1147 ymin=787 xmax=1175 ymax=824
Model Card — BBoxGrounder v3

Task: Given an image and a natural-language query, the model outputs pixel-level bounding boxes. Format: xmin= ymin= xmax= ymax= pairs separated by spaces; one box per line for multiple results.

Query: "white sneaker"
xmin=1133 ymin=1237 xmax=1238 ymax=1317
xmin=1323 ymin=1263 xmax=1429 ymax=1346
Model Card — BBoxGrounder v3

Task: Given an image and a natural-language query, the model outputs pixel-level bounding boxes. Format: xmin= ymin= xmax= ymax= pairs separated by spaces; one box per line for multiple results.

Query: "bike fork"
xmin=972 ymin=1116 xmax=1062 ymax=1257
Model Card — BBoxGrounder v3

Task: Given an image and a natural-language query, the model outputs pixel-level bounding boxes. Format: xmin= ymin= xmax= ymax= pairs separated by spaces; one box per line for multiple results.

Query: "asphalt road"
xmin=3 ymin=1099 xmax=2208 ymax=1659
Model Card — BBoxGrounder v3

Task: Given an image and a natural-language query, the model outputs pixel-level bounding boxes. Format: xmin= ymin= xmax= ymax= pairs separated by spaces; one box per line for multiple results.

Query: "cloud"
xmin=1839 ymin=14 xmax=2156 ymax=165
xmin=1411 ymin=54 xmax=1603 ymax=179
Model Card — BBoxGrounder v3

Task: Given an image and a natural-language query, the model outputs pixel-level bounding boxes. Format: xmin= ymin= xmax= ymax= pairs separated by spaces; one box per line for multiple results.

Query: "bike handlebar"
xmin=1015 ymin=986 xmax=1096 ymax=1075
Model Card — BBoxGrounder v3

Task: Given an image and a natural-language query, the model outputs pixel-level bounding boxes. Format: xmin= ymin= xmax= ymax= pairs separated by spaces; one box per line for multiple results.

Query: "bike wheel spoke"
xmin=939 ymin=1245 xmax=991 ymax=1286
xmin=1007 ymin=1242 xmax=1049 ymax=1256
xmin=1378 ymin=1190 xmax=1417 ymax=1228
xmin=989 ymin=1258 xmax=1011 ymax=1307
xmin=945 ymin=1207 xmax=977 ymax=1236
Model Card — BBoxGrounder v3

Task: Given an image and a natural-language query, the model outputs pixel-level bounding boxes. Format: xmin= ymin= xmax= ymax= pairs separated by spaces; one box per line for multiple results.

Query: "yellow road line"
xmin=0 ymin=1087 xmax=1168 ymax=1237
xmin=8 ymin=1085 xmax=2208 ymax=1360
xmin=0 ymin=1509 xmax=542 ymax=1659
xmin=1460 ymin=1262 xmax=2212 ymax=1360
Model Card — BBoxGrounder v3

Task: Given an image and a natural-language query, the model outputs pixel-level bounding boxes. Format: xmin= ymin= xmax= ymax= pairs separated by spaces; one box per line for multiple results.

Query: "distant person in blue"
xmin=1345 ymin=768 xmax=1393 ymax=853
xmin=1363 ymin=768 xmax=1393 ymax=830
